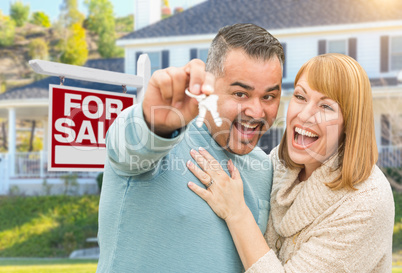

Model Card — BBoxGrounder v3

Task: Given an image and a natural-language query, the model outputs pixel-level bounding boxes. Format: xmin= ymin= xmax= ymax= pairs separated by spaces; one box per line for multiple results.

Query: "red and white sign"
xmin=48 ymin=84 xmax=135 ymax=171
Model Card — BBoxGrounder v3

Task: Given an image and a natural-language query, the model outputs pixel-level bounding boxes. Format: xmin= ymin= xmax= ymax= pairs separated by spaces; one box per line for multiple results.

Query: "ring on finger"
xmin=206 ymin=178 xmax=214 ymax=189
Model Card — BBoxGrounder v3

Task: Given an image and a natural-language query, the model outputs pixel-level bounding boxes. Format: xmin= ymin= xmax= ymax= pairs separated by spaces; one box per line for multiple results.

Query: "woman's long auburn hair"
xmin=278 ymin=53 xmax=378 ymax=190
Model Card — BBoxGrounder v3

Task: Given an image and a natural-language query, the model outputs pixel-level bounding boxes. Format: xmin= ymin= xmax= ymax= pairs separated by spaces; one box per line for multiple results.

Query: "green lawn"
xmin=0 ymin=258 xmax=400 ymax=272
xmin=0 ymin=259 xmax=97 ymax=273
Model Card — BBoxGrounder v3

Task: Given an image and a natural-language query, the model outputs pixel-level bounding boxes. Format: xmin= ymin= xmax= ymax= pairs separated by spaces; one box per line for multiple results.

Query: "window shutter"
xmin=162 ymin=50 xmax=169 ymax=69
xmin=281 ymin=43 xmax=287 ymax=78
xmin=318 ymin=40 xmax=326 ymax=55
xmin=135 ymin=51 xmax=143 ymax=74
xmin=380 ymin=36 xmax=389 ymax=73
xmin=348 ymin=38 xmax=357 ymax=60
xmin=190 ymin=48 xmax=198 ymax=60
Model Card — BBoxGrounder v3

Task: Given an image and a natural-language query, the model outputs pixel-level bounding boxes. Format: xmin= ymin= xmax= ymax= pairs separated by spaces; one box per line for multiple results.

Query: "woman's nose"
xmin=297 ymin=103 xmax=321 ymax=125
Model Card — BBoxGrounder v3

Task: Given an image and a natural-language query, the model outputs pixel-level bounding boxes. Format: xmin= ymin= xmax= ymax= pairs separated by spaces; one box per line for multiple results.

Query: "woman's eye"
xmin=294 ymin=94 xmax=305 ymax=101
xmin=321 ymin=104 xmax=334 ymax=111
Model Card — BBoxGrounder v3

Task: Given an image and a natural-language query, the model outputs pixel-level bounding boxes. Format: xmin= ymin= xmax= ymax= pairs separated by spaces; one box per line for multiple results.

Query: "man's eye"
xmin=234 ymin=92 xmax=247 ymax=98
xmin=262 ymin=95 xmax=274 ymax=101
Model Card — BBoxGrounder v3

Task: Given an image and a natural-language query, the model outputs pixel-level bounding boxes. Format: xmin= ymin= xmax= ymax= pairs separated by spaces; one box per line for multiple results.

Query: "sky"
xmin=0 ymin=0 xmax=205 ymax=21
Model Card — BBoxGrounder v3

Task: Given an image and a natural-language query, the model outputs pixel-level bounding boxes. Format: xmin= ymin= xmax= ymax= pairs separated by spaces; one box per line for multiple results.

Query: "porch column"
xmin=8 ymin=108 xmax=16 ymax=177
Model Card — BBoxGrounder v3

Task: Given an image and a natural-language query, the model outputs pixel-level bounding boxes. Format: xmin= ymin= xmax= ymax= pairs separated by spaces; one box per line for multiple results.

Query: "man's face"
xmin=205 ymin=49 xmax=282 ymax=155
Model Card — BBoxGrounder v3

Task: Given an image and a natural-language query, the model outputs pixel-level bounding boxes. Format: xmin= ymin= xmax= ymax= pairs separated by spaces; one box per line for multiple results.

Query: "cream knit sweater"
xmin=247 ymin=147 xmax=395 ymax=273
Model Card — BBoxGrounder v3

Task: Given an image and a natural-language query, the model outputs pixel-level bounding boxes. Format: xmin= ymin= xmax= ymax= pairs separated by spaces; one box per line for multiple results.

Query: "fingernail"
xmin=188 ymin=182 xmax=194 ymax=188
xmin=190 ymin=149 xmax=196 ymax=155
xmin=187 ymin=160 xmax=193 ymax=167
xmin=202 ymin=84 xmax=214 ymax=94
xmin=191 ymin=84 xmax=201 ymax=94
xmin=198 ymin=147 xmax=205 ymax=152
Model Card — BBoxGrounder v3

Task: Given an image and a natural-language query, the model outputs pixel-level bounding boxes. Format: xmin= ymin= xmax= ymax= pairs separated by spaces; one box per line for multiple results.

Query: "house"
xmin=0 ymin=58 xmax=126 ymax=195
xmin=1 ymin=0 xmax=402 ymax=195
xmin=118 ymin=0 xmax=402 ymax=167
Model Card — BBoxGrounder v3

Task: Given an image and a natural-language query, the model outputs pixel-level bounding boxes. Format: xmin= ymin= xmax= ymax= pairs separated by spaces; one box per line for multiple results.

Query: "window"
xmin=328 ymin=40 xmax=347 ymax=55
xmin=147 ymin=52 xmax=162 ymax=75
xmin=190 ymin=48 xmax=209 ymax=62
xmin=390 ymin=36 xmax=402 ymax=71
xmin=198 ymin=49 xmax=209 ymax=62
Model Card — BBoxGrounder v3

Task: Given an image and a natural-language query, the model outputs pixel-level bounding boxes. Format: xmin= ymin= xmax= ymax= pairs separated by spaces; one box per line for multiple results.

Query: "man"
xmin=97 ymin=23 xmax=284 ymax=273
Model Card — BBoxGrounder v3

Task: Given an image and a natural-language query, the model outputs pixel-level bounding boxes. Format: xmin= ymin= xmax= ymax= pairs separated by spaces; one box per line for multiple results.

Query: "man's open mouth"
xmin=233 ymin=121 xmax=261 ymax=139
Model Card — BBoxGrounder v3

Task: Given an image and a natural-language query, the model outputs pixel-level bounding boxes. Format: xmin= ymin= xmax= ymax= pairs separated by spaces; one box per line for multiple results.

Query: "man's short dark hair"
xmin=206 ymin=23 xmax=285 ymax=77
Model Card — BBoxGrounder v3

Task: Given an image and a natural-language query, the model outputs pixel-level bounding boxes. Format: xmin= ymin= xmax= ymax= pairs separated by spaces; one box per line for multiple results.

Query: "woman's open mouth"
xmin=293 ymin=126 xmax=319 ymax=148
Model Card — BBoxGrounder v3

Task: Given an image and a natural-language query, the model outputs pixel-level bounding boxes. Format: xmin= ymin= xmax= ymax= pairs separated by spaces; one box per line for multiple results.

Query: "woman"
xmin=186 ymin=53 xmax=394 ymax=272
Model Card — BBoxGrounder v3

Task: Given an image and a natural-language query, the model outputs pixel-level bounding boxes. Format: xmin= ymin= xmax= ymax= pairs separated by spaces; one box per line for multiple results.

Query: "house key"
xmin=185 ymin=89 xmax=222 ymax=128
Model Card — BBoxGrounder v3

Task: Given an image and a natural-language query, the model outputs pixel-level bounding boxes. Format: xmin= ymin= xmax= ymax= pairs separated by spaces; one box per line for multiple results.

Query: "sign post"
xmin=48 ymin=85 xmax=135 ymax=171
xmin=29 ymin=53 xmax=151 ymax=172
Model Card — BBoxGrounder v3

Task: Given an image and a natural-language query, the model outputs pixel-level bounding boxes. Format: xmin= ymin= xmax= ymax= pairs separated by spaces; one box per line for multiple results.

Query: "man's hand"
xmin=142 ymin=59 xmax=215 ymax=137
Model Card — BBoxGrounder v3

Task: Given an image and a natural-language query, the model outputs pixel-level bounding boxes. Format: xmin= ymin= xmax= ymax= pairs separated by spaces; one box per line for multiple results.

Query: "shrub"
xmin=96 ymin=172 xmax=103 ymax=192
xmin=28 ymin=38 xmax=49 ymax=60
xmin=394 ymin=191 xmax=402 ymax=252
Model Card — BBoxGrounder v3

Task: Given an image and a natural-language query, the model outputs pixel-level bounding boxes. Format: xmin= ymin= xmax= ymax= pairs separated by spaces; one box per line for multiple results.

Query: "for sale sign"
xmin=48 ymin=84 xmax=135 ymax=171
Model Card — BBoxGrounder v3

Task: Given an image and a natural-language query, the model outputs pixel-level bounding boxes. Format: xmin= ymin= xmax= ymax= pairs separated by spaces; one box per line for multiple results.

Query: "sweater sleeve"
xmin=246 ymin=181 xmax=394 ymax=273
xmin=105 ymin=103 xmax=186 ymax=177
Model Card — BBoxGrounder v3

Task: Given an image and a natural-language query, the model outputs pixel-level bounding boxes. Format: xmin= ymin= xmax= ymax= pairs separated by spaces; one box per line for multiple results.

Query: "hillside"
xmin=0 ymin=23 xmax=100 ymax=92
xmin=0 ymin=14 xmax=133 ymax=93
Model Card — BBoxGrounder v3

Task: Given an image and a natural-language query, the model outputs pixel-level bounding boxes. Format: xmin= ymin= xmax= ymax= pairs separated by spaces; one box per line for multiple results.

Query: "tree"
xmin=60 ymin=23 xmax=88 ymax=65
xmin=59 ymin=0 xmax=85 ymax=27
xmin=57 ymin=0 xmax=88 ymax=65
xmin=85 ymin=0 xmax=123 ymax=58
xmin=30 ymin=11 xmax=51 ymax=28
xmin=0 ymin=11 xmax=16 ymax=47
xmin=28 ymin=38 xmax=49 ymax=60
xmin=10 ymin=1 xmax=30 ymax=27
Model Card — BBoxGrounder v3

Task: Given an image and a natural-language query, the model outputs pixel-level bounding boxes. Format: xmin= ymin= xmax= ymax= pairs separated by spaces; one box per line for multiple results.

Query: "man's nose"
xmin=244 ymin=98 xmax=265 ymax=119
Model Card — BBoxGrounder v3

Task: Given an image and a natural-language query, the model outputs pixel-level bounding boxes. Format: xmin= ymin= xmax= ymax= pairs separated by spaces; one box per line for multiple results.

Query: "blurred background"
xmin=0 ymin=0 xmax=401 ymax=272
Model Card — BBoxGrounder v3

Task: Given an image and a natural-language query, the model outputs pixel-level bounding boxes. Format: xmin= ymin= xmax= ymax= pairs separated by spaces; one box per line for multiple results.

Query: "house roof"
xmin=0 ymin=58 xmax=126 ymax=101
xmin=121 ymin=0 xmax=402 ymax=40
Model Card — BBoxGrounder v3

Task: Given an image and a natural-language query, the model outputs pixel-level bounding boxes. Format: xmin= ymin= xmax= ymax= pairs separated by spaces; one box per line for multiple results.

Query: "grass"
xmin=0 ymin=258 xmax=97 ymax=273
xmin=0 ymin=195 xmax=99 ymax=257
xmin=0 ymin=258 xmax=400 ymax=272
xmin=394 ymin=191 xmax=402 ymax=252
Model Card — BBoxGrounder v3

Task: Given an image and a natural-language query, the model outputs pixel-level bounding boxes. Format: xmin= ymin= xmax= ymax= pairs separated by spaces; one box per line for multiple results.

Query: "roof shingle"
xmin=120 ymin=0 xmax=402 ymax=40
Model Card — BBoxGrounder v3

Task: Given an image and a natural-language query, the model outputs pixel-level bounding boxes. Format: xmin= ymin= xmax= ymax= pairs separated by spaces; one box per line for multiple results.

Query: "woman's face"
xmin=286 ymin=73 xmax=344 ymax=174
